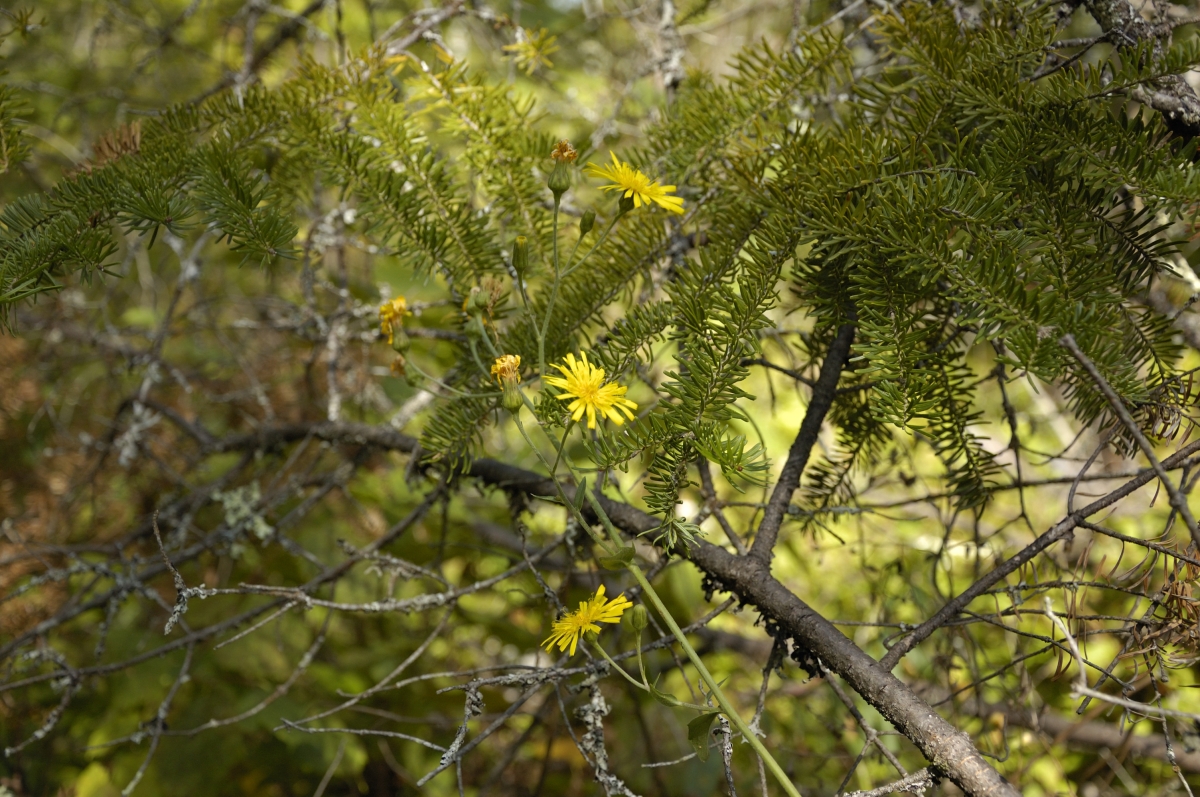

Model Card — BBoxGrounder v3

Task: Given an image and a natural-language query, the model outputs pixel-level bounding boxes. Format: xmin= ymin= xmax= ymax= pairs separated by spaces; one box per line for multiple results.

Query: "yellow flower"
xmin=492 ymin=354 xmax=524 ymax=411
xmin=502 ymin=28 xmax=560 ymax=75
xmin=491 ymin=354 xmax=521 ymax=384
xmin=379 ymin=296 xmax=409 ymax=346
xmin=543 ymin=352 xmax=638 ymax=429
xmin=542 ymin=585 xmax=633 ymax=656
xmin=583 ymin=152 xmax=684 ymax=214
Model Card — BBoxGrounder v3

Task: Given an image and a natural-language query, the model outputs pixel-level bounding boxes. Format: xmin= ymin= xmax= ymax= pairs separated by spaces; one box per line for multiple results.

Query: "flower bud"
xmin=629 ymin=605 xmax=649 ymax=633
xmin=579 ymin=210 xmax=595 ymax=237
xmin=465 ymin=286 xmax=489 ymax=314
xmin=548 ymin=160 xmax=571 ymax=198
xmin=511 ymin=236 xmax=528 ymax=278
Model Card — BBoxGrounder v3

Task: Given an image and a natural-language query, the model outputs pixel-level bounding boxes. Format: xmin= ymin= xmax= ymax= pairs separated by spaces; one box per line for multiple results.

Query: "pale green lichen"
xmin=214 ymin=483 xmax=274 ymax=543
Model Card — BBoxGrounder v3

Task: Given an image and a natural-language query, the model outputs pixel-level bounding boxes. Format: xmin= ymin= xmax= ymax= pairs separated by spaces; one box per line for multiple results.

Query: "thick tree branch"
xmin=197 ymin=417 xmax=1200 ymax=794
xmin=432 ymin=437 xmax=1017 ymax=795
xmin=748 ymin=322 xmax=855 ymax=561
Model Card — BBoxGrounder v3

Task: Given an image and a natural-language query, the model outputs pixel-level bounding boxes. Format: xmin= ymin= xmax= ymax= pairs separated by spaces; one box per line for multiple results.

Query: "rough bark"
xmin=1079 ymin=0 xmax=1200 ymax=138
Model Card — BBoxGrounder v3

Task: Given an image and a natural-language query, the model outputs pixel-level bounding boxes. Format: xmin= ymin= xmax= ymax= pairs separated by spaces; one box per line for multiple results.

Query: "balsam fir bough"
xmin=4 ymin=0 xmax=1200 ymax=794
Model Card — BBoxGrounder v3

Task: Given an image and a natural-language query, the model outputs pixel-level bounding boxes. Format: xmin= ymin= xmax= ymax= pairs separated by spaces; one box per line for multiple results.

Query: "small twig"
xmin=313 ymin=738 xmax=346 ymax=797
xmin=1044 ymin=599 xmax=1200 ymax=722
xmin=843 ymin=767 xmax=935 ymax=797
xmin=1061 ymin=334 xmax=1200 ymax=548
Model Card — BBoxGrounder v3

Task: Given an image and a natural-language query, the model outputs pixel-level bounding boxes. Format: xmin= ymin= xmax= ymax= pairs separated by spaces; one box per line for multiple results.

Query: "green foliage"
xmin=0 ymin=8 xmax=35 ymax=177
xmin=6 ymin=1 xmax=1200 ymax=791
xmin=4 ymin=0 xmax=1198 ymax=519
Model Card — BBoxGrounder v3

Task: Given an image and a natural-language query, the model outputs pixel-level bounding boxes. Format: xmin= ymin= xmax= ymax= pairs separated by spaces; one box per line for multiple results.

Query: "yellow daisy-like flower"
xmin=379 ymin=296 xmax=409 ymax=346
xmin=543 ymin=352 xmax=638 ymax=429
xmin=583 ymin=152 xmax=684 ymax=215
xmin=542 ymin=585 xmax=633 ymax=656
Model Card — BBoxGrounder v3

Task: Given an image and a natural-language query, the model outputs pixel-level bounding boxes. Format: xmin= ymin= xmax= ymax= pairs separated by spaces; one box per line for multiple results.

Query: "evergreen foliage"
xmin=6 ymin=0 xmax=1200 ymax=791
xmin=4 ymin=0 xmax=1200 ymax=528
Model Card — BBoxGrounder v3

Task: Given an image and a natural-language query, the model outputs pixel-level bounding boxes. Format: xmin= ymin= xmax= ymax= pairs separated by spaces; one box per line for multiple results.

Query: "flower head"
xmin=583 ymin=152 xmax=684 ymax=214
xmin=551 ymin=140 xmax=578 ymax=163
xmin=492 ymin=354 xmax=524 ymax=411
xmin=491 ymin=354 xmax=521 ymax=384
xmin=379 ymin=296 xmax=410 ymax=346
xmin=543 ymin=352 xmax=638 ymax=429
xmin=542 ymin=585 xmax=633 ymax=656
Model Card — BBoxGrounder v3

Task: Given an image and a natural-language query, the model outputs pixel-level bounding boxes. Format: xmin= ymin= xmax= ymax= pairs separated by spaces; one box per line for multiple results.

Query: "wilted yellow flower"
xmin=543 ymin=352 xmax=638 ymax=429
xmin=502 ymin=28 xmax=559 ymax=75
xmin=583 ymin=152 xmax=684 ymax=214
xmin=492 ymin=354 xmax=523 ymax=411
xmin=379 ymin=296 xmax=410 ymax=346
xmin=491 ymin=354 xmax=521 ymax=384
xmin=542 ymin=585 xmax=632 ymax=656
xmin=551 ymin=140 xmax=577 ymax=163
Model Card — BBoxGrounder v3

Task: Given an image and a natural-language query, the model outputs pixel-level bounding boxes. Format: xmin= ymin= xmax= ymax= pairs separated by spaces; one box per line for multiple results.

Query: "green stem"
xmin=514 ymin=410 xmax=800 ymax=797
xmin=592 ymin=641 xmax=649 ymax=692
xmin=537 ymin=198 xmax=561 ymax=380
xmin=561 ymin=214 xmax=618 ymax=279
xmin=477 ymin=319 xmax=502 ymax=359
xmin=406 ymin=358 xmax=500 ymax=399
xmin=467 ymin=338 xmax=490 ymax=379
xmin=583 ymin=490 xmax=802 ymax=797
xmin=549 ymin=420 xmax=574 ymax=480
xmin=635 ymin=630 xmax=650 ymax=689
xmin=593 ymin=641 xmax=711 ymax=711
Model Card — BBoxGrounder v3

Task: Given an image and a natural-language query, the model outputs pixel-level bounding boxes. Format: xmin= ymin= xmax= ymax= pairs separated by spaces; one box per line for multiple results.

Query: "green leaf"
xmin=687 ymin=711 xmax=722 ymax=763
xmin=597 ymin=546 xmax=635 ymax=570
xmin=649 ymin=675 xmax=682 ymax=708
xmin=571 ymin=477 xmax=588 ymax=516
